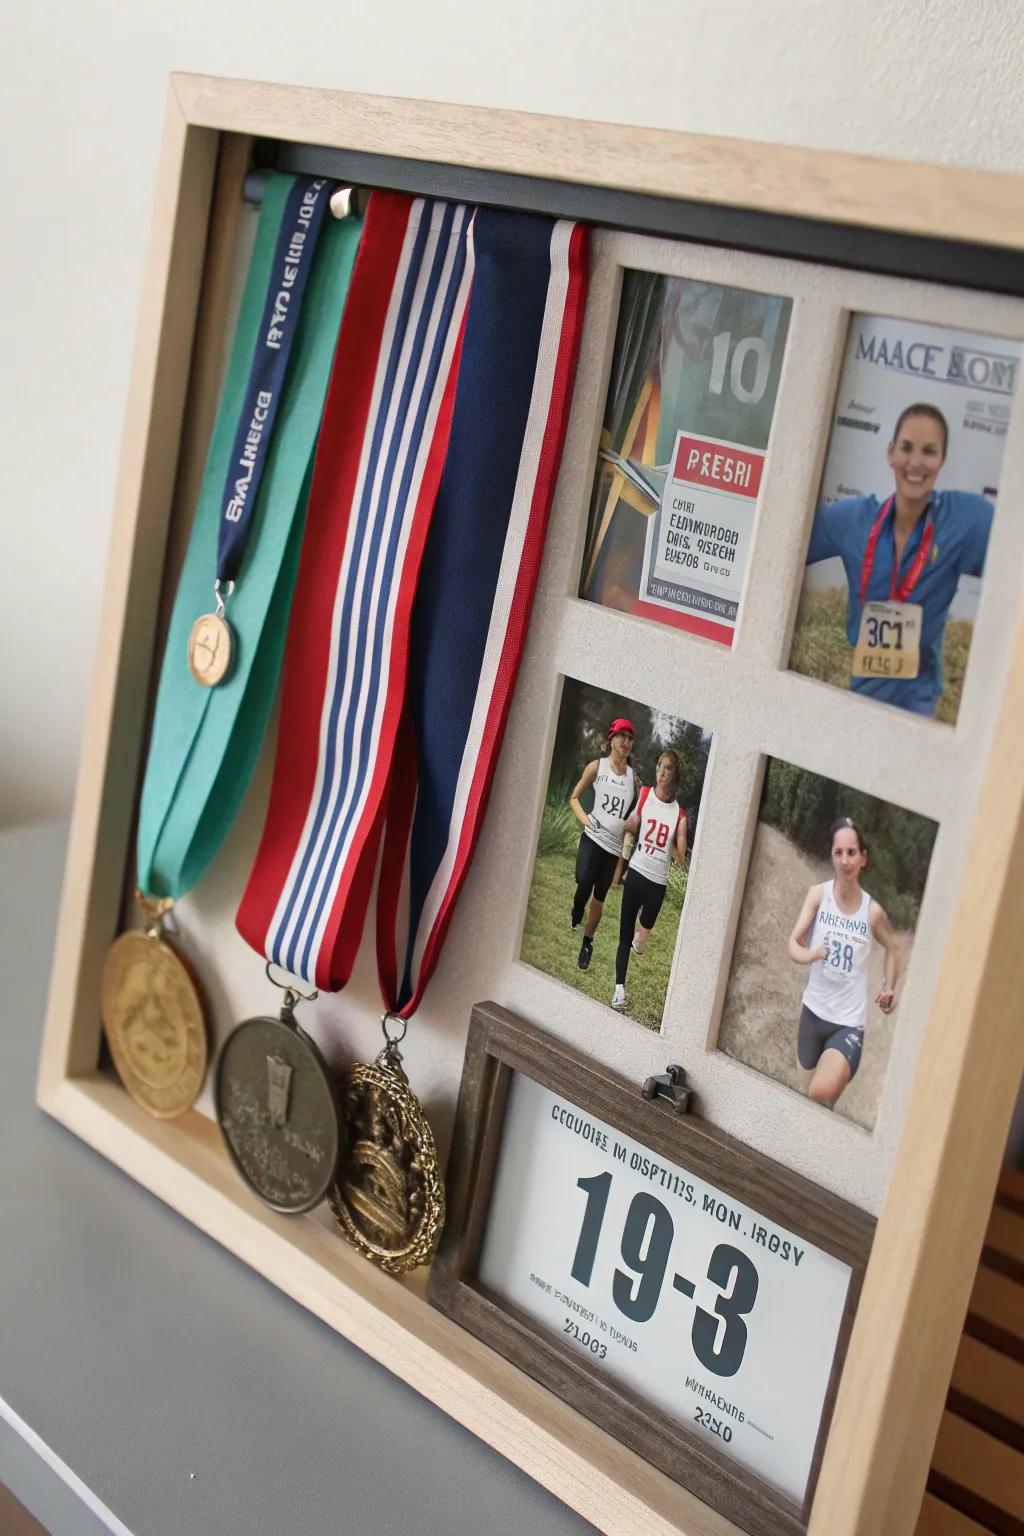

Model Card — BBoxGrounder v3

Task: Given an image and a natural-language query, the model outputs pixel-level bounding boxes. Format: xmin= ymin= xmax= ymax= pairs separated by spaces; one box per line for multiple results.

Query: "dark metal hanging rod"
xmin=240 ymin=140 xmax=1024 ymax=299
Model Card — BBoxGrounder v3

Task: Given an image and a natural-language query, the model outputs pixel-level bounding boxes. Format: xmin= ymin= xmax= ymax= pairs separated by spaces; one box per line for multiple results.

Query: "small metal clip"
xmin=642 ymin=1064 xmax=692 ymax=1114
xmin=264 ymin=961 xmax=317 ymax=1026
xmin=135 ymin=889 xmax=174 ymax=940
xmin=214 ymin=578 xmax=235 ymax=619
xmin=378 ymin=1012 xmax=409 ymax=1071
xmin=381 ymin=1012 xmax=408 ymax=1045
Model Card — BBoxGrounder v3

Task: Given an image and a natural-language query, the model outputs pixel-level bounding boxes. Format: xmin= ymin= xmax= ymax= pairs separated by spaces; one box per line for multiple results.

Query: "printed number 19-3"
xmin=571 ymin=1172 xmax=759 ymax=1378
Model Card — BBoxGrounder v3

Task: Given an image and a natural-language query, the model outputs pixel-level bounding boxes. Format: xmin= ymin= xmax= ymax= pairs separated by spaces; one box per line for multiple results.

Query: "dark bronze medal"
xmin=328 ymin=1015 xmax=445 ymax=1275
xmin=215 ymin=976 xmax=340 ymax=1214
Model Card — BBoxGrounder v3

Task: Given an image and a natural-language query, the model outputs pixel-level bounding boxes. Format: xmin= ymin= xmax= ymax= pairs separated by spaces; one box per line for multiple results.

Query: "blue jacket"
xmin=806 ymin=490 xmax=993 ymax=715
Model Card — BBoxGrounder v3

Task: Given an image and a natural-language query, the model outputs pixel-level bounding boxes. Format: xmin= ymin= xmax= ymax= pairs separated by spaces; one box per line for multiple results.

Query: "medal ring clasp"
xmin=214 ymin=578 xmax=235 ymax=619
xmin=135 ymin=889 xmax=174 ymax=939
xmin=264 ymin=960 xmax=318 ymax=1023
xmin=381 ymin=1011 xmax=407 ymax=1047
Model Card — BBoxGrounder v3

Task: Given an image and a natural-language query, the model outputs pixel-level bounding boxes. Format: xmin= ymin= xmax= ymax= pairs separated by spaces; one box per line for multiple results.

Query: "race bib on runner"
xmin=851 ymin=600 xmax=921 ymax=680
xmin=820 ymin=932 xmax=866 ymax=983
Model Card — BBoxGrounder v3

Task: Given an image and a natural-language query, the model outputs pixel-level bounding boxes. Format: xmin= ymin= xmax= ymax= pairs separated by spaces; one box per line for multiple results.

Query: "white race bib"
xmin=851 ymin=600 xmax=921 ymax=680
xmin=820 ymin=932 xmax=867 ymax=984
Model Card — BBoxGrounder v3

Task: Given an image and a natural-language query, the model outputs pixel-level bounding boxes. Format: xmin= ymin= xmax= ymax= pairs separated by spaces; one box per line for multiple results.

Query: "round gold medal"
xmin=329 ymin=1046 xmax=445 ymax=1275
xmin=100 ymin=930 xmax=207 ymax=1118
xmin=188 ymin=611 xmax=233 ymax=687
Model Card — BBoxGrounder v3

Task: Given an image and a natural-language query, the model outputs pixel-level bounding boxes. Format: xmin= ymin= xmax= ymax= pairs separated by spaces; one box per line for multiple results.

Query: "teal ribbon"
xmin=137 ymin=176 xmax=362 ymax=899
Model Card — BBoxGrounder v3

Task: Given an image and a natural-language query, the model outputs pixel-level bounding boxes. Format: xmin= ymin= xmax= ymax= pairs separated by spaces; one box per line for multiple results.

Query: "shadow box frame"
xmin=36 ymin=70 xmax=1024 ymax=1536
xmin=429 ymin=1001 xmax=875 ymax=1536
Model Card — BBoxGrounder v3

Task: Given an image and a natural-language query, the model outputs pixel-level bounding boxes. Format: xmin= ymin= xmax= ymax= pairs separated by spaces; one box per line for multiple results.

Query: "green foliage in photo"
xmin=760 ymin=758 xmax=936 ymax=930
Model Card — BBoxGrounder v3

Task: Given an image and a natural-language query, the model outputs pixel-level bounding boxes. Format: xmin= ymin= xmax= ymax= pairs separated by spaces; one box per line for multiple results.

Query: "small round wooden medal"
xmin=100 ymin=893 xmax=208 ymax=1119
xmin=187 ymin=580 xmax=234 ymax=687
xmin=215 ymin=981 xmax=341 ymax=1214
xmin=328 ymin=1016 xmax=445 ymax=1275
xmin=187 ymin=612 xmax=233 ymax=687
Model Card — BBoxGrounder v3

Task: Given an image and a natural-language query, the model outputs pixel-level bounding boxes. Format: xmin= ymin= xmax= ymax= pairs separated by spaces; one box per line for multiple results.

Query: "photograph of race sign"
xmin=429 ymin=1004 xmax=872 ymax=1536
xmin=717 ymin=757 xmax=938 ymax=1131
xmin=579 ymin=271 xmax=791 ymax=645
xmin=790 ymin=313 xmax=1021 ymax=723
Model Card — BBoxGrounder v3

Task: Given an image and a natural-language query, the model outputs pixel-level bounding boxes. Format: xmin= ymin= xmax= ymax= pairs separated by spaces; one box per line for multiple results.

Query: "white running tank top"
xmin=585 ymin=756 xmax=635 ymax=856
xmin=629 ymin=786 xmax=681 ymax=885
xmin=802 ymin=880 xmax=872 ymax=1028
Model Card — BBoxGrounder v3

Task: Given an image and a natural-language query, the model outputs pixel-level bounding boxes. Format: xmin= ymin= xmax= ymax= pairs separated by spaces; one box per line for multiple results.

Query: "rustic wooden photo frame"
xmin=429 ymin=1001 xmax=874 ymax=1536
xmin=35 ymin=72 xmax=1024 ymax=1536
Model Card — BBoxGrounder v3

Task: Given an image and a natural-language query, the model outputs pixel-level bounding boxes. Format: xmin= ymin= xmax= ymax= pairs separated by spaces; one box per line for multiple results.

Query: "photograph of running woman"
xmin=717 ymin=758 xmax=937 ymax=1129
xmin=570 ymin=717 xmax=639 ymax=974
xmin=787 ymin=817 xmax=899 ymax=1110
xmin=522 ymin=679 xmax=710 ymax=1031
xmin=790 ymin=313 xmax=1020 ymax=724
xmin=612 ymin=751 xmax=688 ymax=1012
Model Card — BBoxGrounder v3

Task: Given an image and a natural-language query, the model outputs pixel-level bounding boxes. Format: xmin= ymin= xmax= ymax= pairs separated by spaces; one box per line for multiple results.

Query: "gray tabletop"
xmin=0 ymin=821 xmax=595 ymax=1536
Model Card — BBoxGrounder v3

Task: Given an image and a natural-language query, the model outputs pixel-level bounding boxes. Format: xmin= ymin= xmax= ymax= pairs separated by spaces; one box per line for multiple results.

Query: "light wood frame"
xmin=37 ymin=72 xmax=1024 ymax=1536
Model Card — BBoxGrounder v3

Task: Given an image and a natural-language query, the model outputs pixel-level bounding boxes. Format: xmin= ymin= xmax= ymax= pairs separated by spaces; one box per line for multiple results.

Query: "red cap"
xmin=609 ymin=717 xmax=635 ymax=736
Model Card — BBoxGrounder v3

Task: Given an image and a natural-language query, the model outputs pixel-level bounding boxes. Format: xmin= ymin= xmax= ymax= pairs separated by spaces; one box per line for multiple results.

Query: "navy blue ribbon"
xmin=216 ymin=176 xmax=333 ymax=585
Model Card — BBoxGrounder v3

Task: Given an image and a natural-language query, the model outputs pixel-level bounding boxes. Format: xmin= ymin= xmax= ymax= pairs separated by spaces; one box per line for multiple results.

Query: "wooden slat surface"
xmin=0 ymin=1484 xmax=48 ymax=1536
xmin=989 ymin=1207 xmax=1024 ymax=1266
xmin=968 ymin=1266 xmax=1024 ymax=1347
xmin=916 ymin=1491 xmax=991 ymax=1535
xmin=931 ymin=1413 xmax=1024 ymax=1526
xmin=997 ymin=1168 xmax=1024 ymax=1210
xmin=925 ymin=1168 xmax=1024 ymax=1536
xmin=951 ymin=1334 xmax=1024 ymax=1431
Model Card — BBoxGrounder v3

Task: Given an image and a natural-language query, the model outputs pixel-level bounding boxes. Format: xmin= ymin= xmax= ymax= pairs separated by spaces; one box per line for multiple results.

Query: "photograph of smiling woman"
xmin=790 ymin=312 xmax=1021 ymax=725
xmin=804 ymin=402 xmax=993 ymax=719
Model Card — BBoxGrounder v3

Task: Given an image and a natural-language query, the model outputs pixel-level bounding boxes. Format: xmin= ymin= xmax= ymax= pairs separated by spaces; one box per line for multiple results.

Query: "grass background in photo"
xmin=521 ymin=793 xmax=687 ymax=1032
xmin=789 ymin=586 xmax=971 ymax=726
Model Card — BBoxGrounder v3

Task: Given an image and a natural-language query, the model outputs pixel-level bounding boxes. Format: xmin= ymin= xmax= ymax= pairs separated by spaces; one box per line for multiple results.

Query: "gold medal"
xmin=329 ymin=1017 xmax=445 ymax=1275
xmin=100 ymin=894 xmax=208 ymax=1118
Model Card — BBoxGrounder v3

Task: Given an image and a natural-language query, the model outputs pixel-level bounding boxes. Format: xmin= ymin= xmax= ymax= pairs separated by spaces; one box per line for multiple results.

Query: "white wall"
xmin=3 ymin=0 xmax=1023 ymax=824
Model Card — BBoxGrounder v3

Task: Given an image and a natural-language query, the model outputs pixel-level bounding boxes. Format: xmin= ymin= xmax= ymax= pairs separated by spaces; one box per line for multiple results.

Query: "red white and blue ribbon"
xmin=378 ymin=213 xmax=588 ymax=1014
xmin=237 ymin=193 xmax=588 ymax=1006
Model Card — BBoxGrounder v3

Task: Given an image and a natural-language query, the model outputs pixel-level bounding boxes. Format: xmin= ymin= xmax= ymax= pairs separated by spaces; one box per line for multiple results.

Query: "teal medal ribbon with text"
xmin=136 ymin=175 xmax=362 ymax=901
